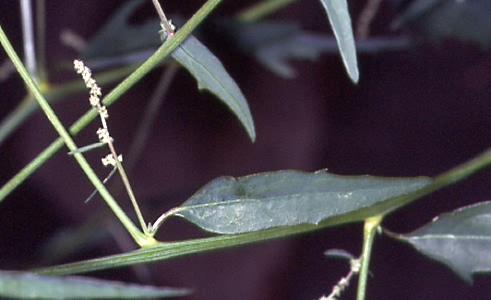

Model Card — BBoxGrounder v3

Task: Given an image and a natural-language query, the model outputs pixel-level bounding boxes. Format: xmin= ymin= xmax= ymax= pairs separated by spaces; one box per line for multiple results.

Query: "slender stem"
xmin=375 ymin=147 xmax=491 ymax=216
xmin=356 ymin=215 xmax=382 ymax=300
xmin=152 ymin=0 xmax=174 ymax=37
xmin=0 ymin=0 xmax=222 ymax=204
xmin=35 ymin=0 xmax=47 ymax=83
xmin=0 ymin=26 xmax=156 ymax=248
xmin=148 ymin=207 xmax=183 ymax=235
xmin=0 ymin=64 xmax=137 ymax=147
xmin=356 ymin=0 xmax=383 ymax=39
xmin=108 ymin=141 xmax=148 ymax=233
xmin=20 ymin=0 xmax=38 ymax=82
xmin=237 ymin=0 xmax=298 ymax=22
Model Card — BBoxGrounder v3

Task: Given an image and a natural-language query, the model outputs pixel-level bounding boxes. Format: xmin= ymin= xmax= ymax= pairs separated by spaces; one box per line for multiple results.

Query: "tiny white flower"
xmin=90 ymin=86 xmax=102 ymax=96
xmin=97 ymin=128 xmax=112 ymax=143
xmin=101 ymin=154 xmax=115 ymax=166
xmin=89 ymin=95 xmax=99 ymax=106
xmin=73 ymin=60 xmax=84 ymax=73
xmin=101 ymin=154 xmax=123 ymax=166
xmin=98 ymin=106 xmax=109 ymax=119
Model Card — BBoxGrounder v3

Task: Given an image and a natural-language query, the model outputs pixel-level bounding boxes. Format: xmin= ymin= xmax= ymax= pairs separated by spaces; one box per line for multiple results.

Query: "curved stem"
xmin=0 ymin=26 xmax=156 ymax=247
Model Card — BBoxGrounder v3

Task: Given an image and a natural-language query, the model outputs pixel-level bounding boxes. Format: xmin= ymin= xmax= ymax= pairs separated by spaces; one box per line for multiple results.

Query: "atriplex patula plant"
xmin=1 ymin=0 xmax=491 ymax=299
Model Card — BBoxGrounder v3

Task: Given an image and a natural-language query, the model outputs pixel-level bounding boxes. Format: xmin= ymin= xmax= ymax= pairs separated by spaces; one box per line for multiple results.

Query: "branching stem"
xmin=356 ymin=215 xmax=382 ymax=300
xmin=152 ymin=0 xmax=174 ymax=38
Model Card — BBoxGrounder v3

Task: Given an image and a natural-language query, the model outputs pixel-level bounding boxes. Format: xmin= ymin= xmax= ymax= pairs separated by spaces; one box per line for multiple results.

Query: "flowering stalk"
xmin=319 ymin=258 xmax=360 ymax=300
xmin=152 ymin=0 xmax=175 ymax=39
xmin=74 ymin=60 xmax=149 ymax=235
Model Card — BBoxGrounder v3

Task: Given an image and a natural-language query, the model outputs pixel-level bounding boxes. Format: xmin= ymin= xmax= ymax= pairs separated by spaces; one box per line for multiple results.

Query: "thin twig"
xmin=20 ymin=0 xmax=38 ymax=82
xmin=35 ymin=0 xmax=47 ymax=82
xmin=319 ymin=258 xmax=361 ymax=300
xmin=152 ymin=0 xmax=174 ymax=38
xmin=356 ymin=0 xmax=384 ymax=39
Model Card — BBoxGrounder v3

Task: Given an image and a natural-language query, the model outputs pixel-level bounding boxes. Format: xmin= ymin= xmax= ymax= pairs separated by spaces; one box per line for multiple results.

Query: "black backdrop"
xmin=0 ymin=1 xmax=490 ymax=299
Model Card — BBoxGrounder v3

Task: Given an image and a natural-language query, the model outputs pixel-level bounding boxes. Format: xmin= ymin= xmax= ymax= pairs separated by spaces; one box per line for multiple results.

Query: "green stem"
xmin=356 ymin=215 xmax=382 ymax=300
xmin=34 ymin=222 xmax=339 ymax=276
xmin=108 ymin=141 xmax=148 ymax=233
xmin=0 ymin=26 xmax=155 ymax=248
xmin=373 ymin=147 xmax=491 ymax=217
xmin=237 ymin=0 xmax=298 ymax=22
xmin=32 ymin=145 xmax=491 ymax=275
xmin=0 ymin=0 xmax=223 ymax=203
xmin=0 ymin=64 xmax=137 ymax=147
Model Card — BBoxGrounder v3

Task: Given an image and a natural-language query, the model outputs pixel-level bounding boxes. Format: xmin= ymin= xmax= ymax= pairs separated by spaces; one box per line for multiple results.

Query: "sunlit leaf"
xmin=0 ymin=270 xmax=189 ymax=299
xmin=171 ymin=170 xmax=431 ymax=234
xmin=172 ymin=35 xmax=256 ymax=141
xmin=396 ymin=201 xmax=491 ymax=283
xmin=319 ymin=0 xmax=359 ymax=83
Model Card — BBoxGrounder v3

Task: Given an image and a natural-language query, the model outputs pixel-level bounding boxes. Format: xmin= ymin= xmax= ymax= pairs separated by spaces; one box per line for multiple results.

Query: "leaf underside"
xmin=173 ymin=169 xmax=431 ymax=234
xmin=0 ymin=270 xmax=189 ymax=299
xmin=399 ymin=201 xmax=491 ymax=283
xmin=319 ymin=0 xmax=359 ymax=83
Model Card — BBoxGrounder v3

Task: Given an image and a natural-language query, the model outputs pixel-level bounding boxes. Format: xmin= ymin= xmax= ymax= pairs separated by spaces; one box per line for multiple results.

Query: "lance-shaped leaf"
xmin=319 ymin=0 xmax=359 ymax=83
xmin=0 ymin=270 xmax=189 ymax=299
xmin=171 ymin=170 xmax=431 ymax=234
xmin=171 ymin=35 xmax=256 ymax=142
xmin=395 ymin=201 xmax=491 ymax=283
xmin=215 ymin=19 xmax=412 ymax=79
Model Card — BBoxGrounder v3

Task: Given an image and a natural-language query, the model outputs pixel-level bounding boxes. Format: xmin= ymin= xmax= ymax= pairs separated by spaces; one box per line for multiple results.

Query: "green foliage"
xmin=172 ymin=35 xmax=256 ymax=141
xmin=397 ymin=201 xmax=491 ymax=283
xmin=0 ymin=0 xmax=490 ymax=299
xmin=319 ymin=0 xmax=359 ymax=82
xmin=170 ymin=170 xmax=430 ymax=234
xmin=0 ymin=270 xmax=188 ymax=299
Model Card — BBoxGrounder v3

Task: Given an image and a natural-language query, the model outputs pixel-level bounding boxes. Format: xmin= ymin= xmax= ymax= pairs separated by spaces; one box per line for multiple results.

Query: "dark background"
xmin=1 ymin=0 xmax=490 ymax=299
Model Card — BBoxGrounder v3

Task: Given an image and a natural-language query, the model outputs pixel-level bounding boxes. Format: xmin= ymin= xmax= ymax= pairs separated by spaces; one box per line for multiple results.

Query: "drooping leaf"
xmin=216 ymin=19 xmax=412 ymax=79
xmin=171 ymin=35 xmax=256 ymax=141
xmin=396 ymin=201 xmax=491 ymax=283
xmin=319 ymin=0 xmax=359 ymax=83
xmin=171 ymin=170 xmax=431 ymax=234
xmin=0 ymin=270 xmax=189 ymax=299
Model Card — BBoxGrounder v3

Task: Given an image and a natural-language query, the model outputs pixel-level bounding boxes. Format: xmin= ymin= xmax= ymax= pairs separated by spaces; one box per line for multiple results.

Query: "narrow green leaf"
xmin=67 ymin=142 xmax=106 ymax=155
xmin=396 ymin=201 xmax=491 ymax=283
xmin=171 ymin=35 xmax=256 ymax=141
xmin=319 ymin=0 xmax=359 ymax=83
xmin=172 ymin=170 xmax=431 ymax=234
xmin=0 ymin=270 xmax=189 ymax=299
